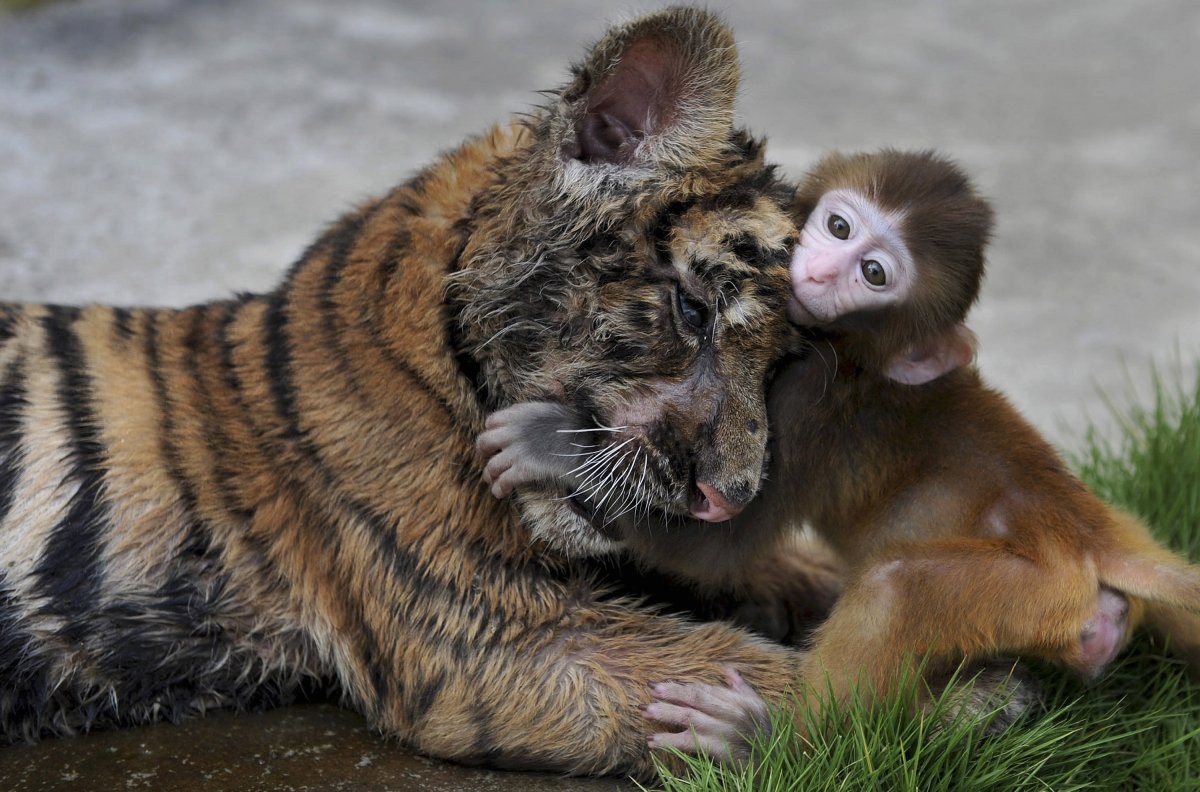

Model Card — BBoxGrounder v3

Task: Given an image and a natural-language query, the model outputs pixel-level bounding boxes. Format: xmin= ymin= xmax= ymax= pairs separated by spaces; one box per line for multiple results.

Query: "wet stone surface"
xmin=0 ymin=704 xmax=634 ymax=792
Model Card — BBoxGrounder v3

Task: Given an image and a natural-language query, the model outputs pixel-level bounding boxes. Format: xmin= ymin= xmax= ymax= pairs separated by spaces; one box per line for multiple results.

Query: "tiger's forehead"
xmin=660 ymin=197 xmax=794 ymax=322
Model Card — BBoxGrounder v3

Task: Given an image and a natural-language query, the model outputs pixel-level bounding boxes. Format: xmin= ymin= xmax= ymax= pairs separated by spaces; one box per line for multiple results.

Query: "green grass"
xmin=652 ymin=364 xmax=1200 ymax=791
xmin=0 ymin=0 xmax=61 ymax=12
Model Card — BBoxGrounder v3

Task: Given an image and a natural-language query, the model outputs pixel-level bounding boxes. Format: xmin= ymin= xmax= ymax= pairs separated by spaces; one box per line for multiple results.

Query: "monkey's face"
xmin=788 ymin=188 xmax=914 ymax=327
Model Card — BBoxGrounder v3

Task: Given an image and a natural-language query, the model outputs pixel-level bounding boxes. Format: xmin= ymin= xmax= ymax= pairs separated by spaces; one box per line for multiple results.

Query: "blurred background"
xmin=1 ymin=2 xmax=1198 ymax=789
xmin=3 ymin=0 xmax=1199 ymax=447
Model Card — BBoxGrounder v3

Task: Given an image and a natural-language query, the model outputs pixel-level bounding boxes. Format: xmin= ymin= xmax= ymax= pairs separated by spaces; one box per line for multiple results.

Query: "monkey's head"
xmin=788 ymin=149 xmax=994 ymax=374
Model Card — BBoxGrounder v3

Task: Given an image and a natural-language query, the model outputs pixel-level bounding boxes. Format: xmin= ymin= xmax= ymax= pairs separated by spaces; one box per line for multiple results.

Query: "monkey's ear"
xmin=563 ymin=8 xmax=738 ymax=169
xmin=884 ymin=324 xmax=977 ymax=386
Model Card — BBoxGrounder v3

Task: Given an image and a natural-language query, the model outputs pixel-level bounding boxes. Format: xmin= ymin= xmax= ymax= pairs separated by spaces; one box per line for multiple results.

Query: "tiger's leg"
xmin=366 ymin=598 xmax=803 ymax=780
xmin=255 ymin=483 xmax=803 ymax=780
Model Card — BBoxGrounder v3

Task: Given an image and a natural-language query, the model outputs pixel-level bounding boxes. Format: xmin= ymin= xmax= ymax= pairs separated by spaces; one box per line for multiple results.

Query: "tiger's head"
xmin=451 ymin=7 xmax=796 ymax=556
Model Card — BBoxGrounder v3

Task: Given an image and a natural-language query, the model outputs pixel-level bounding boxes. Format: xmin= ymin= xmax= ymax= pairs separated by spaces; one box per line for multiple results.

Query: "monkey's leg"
xmin=794 ymin=539 xmax=1115 ymax=722
xmin=644 ymin=540 xmax=1083 ymax=754
xmin=644 ymin=656 xmax=1041 ymax=764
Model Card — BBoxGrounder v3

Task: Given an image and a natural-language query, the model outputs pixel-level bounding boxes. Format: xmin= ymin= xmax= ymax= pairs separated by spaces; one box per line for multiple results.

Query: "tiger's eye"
xmin=676 ymin=287 xmax=707 ymax=329
xmin=861 ymin=259 xmax=886 ymax=287
xmin=827 ymin=214 xmax=850 ymax=240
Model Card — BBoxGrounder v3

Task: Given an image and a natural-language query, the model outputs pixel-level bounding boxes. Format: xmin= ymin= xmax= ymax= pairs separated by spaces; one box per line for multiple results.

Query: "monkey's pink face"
xmin=788 ymin=189 xmax=913 ymax=326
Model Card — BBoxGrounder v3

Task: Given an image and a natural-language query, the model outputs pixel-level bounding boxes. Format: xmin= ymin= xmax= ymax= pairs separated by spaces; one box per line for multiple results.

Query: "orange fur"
xmin=753 ymin=332 xmax=1200 ymax=729
xmin=0 ymin=9 xmax=828 ymax=779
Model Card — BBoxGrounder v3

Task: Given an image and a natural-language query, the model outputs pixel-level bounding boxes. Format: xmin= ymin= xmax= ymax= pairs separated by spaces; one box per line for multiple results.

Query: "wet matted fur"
xmin=0 ymin=7 xmax=838 ymax=778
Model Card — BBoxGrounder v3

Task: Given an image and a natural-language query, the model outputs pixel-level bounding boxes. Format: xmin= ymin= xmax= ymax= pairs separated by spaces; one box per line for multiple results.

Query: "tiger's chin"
xmin=515 ymin=486 xmax=649 ymax=558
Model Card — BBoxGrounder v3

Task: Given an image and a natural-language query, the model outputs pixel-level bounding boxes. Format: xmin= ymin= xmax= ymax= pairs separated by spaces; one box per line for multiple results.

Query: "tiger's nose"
xmin=690 ymin=481 xmax=745 ymax=522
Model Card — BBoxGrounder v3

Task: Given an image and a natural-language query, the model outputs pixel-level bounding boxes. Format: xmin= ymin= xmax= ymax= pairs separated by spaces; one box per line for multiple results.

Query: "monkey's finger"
xmin=484 ymin=452 xmax=516 ymax=494
xmin=483 ymin=410 xmax=514 ymax=431
xmin=651 ymin=681 xmax=759 ymax=723
xmin=647 ymin=729 xmax=746 ymax=764
xmin=643 ymin=701 xmax=726 ymax=735
xmin=494 ymin=468 xmax=532 ymax=499
xmin=476 ymin=425 xmax=517 ymax=456
xmin=725 ymin=668 xmax=770 ymax=725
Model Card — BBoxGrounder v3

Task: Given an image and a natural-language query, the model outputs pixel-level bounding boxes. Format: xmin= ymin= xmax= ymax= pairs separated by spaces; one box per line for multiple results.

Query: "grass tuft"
xmin=652 ymin=363 xmax=1200 ymax=791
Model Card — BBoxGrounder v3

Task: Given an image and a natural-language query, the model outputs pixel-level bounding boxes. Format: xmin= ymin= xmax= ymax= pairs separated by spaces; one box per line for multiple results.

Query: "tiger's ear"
xmin=562 ymin=7 xmax=739 ymax=170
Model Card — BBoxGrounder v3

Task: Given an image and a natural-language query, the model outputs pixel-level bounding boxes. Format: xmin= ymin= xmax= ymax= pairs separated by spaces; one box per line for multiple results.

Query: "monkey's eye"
xmin=861 ymin=259 xmax=887 ymax=287
xmin=827 ymin=214 xmax=850 ymax=240
xmin=676 ymin=287 xmax=708 ymax=330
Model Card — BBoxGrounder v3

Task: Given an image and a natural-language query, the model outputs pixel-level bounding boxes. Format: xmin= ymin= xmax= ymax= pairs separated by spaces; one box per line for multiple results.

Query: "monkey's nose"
xmin=690 ymin=481 xmax=744 ymax=522
xmin=802 ymin=251 xmax=841 ymax=284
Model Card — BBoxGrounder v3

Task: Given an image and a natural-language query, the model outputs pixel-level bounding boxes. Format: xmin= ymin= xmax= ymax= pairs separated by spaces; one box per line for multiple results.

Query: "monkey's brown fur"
xmin=741 ymin=151 xmax=1200 ymax=727
xmin=490 ymin=151 xmax=1200 ymax=749
xmin=0 ymin=8 xmax=848 ymax=778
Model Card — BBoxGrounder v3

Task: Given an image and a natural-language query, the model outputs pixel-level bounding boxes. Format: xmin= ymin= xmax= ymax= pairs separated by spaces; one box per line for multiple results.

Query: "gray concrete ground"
xmin=1 ymin=0 xmax=1198 ymax=788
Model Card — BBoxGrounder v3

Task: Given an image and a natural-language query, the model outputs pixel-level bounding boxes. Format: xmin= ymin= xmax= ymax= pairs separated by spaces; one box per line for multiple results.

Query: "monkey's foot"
xmin=1076 ymin=586 xmax=1130 ymax=677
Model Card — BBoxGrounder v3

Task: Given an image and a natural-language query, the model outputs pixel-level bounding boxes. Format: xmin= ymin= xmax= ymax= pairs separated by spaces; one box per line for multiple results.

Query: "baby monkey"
xmin=478 ymin=149 xmax=1200 ymax=762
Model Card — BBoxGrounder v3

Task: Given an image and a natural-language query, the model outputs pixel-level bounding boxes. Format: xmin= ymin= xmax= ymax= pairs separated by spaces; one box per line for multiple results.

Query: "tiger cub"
xmin=0 ymin=7 xmax=834 ymax=779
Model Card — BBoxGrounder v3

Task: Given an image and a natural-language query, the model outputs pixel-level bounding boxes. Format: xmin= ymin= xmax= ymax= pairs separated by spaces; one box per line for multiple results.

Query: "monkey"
xmin=477 ymin=149 xmax=1200 ymax=763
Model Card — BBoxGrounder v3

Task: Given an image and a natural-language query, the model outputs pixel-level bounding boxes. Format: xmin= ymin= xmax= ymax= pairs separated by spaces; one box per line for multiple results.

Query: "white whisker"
xmin=555 ymin=426 xmax=626 ymax=434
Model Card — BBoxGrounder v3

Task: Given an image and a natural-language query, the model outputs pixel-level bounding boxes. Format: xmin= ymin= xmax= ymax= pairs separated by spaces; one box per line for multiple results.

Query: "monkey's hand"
xmin=477 ymin=401 xmax=589 ymax=498
xmin=644 ymin=668 xmax=770 ymax=765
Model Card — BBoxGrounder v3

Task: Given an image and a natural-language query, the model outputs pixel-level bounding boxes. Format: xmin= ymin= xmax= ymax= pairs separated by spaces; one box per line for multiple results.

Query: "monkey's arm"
xmin=477 ymin=401 xmax=590 ymax=497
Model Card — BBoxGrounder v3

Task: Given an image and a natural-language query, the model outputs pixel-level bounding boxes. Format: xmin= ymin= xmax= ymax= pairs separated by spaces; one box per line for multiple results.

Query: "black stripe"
xmin=111 ymin=307 xmax=135 ymax=343
xmin=0 ymin=354 xmax=26 ymax=527
xmin=725 ymin=232 xmax=774 ymax=268
xmin=0 ymin=573 xmax=55 ymax=741
xmin=32 ymin=305 xmax=111 ymax=642
xmin=363 ymin=228 xmax=470 ymax=419
xmin=315 ymin=199 xmax=469 ymax=424
xmin=0 ymin=304 xmax=16 ymax=344
xmin=145 ymin=310 xmax=202 ymax=515
xmin=729 ymin=128 xmax=765 ymax=162
xmin=466 ymin=706 xmax=505 ymax=767
xmin=183 ymin=305 xmax=249 ymax=520
xmin=405 ymin=668 xmax=446 ymax=724
xmin=142 ymin=309 xmax=239 ymax=651
xmin=263 ymin=284 xmax=301 ymax=440
xmin=441 ymin=228 xmax=495 ymax=411
xmin=317 ymin=205 xmax=379 ymax=403
xmin=215 ymin=294 xmax=254 ymax=410
xmin=245 ymin=286 xmax=401 ymax=707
